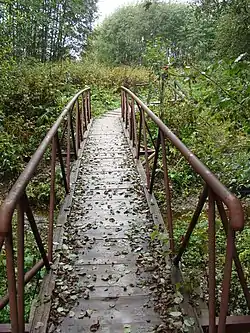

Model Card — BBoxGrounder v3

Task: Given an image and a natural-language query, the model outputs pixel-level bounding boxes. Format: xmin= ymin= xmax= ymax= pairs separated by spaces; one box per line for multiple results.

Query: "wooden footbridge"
xmin=0 ymin=87 xmax=250 ymax=333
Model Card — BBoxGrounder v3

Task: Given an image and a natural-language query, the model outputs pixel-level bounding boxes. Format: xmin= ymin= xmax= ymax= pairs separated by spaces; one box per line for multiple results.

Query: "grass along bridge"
xmin=0 ymin=87 xmax=249 ymax=333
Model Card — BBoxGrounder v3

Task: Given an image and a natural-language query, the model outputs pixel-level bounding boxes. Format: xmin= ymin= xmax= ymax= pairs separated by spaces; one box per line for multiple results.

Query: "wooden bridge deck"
xmin=39 ymin=110 xmax=167 ymax=332
xmin=1 ymin=89 xmax=247 ymax=333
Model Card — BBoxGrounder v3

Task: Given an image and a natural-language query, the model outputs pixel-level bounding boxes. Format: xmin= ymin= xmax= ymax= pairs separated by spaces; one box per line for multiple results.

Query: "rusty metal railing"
xmin=0 ymin=88 xmax=91 ymax=333
xmin=121 ymin=86 xmax=250 ymax=333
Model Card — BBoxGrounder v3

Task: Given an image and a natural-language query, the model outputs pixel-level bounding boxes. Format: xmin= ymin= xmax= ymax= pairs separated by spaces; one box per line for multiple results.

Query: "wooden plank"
xmin=0 ymin=324 xmax=29 ymax=333
xmin=200 ymin=315 xmax=250 ymax=333
xmin=121 ymin=111 xmax=203 ymax=333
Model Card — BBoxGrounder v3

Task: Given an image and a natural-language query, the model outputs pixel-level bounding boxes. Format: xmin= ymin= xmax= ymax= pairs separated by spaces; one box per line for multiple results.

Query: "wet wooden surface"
xmin=47 ymin=110 xmax=162 ymax=332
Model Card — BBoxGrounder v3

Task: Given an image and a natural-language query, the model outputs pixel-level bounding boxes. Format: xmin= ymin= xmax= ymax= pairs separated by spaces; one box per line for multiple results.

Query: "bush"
xmin=0 ymin=60 xmax=149 ymax=180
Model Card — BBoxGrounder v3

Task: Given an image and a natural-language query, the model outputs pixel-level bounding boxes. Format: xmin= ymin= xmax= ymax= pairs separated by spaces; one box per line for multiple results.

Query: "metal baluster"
xmin=67 ymin=113 xmax=71 ymax=189
xmin=75 ymin=101 xmax=79 ymax=152
xmin=136 ymin=106 xmax=142 ymax=160
xmin=70 ymin=112 xmax=77 ymax=160
xmin=141 ymin=110 xmax=150 ymax=188
xmin=6 ymin=227 xmax=19 ymax=333
xmin=88 ymin=90 xmax=92 ymax=120
xmin=216 ymin=198 xmax=250 ymax=309
xmin=160 ymin=130 xmax=174 ymax=252
xmin=174 ymin=185 xmax=208 ymax=265
xmin=208 ymin=189 xmax=216 ymax=333
xmin=218 ymin=227 xmax=234 ymax=333
xmin=48 ymin=136 xmax=56 ymax=262
xmin=82 ymin=93 xmax=87 ymax=130
xmin=55 ymin=132 xmax=69 ymax=194
xmin=17 ymin=201 xmax=24 ymax=333
xmin=125 ymin=93 xmax=129 ymax=129
xmin=23 ymin=192 xmax=50 ymax=271
xmin=149 ymin=130 xmax=161 ymax=194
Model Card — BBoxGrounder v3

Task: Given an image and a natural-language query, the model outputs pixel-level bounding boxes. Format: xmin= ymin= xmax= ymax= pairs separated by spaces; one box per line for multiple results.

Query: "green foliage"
xmin=93 ymin=2 xmax=192 ymax=65
xmin=92 ymin=0 xmax=249 ymax=65
xmin=144 ymin=53 xmax=250 ymax=316
xmin=144 ymin=58 xmax=250 ymax=194
xmin=195 ymin=0 xmax=250 ymax=59
xmin=143 ymin=38 xmax=169 ymax=76
xmin=0 ymin=58 xmax=149 ymax=324
xmin=26 ymin=168 xmax=65 ymax=208
xmin=172 ymin=212 xmax=250 ymax=314
xmin=0 ymin=217 xmax=45 ymax=323
xmin=0 ymin=0 xmax=98 ymax=62
xmin=0 ymin=60 xmax=149 ymax=181
xmin=0 ymin=131 xmax=24 ymax=176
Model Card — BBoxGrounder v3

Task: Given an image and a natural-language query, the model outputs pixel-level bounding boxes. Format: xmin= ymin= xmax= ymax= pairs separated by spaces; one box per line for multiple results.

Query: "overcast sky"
xmin=96 ymin=0 xmax=137 ymax=24
xmin=96 ymin=0 xmax=187 ymax=24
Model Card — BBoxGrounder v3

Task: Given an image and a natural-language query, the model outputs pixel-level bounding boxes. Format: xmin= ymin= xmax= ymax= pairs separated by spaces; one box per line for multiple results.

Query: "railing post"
xmin=160 ymin=130 xmax=174 ymax=252
xmin=125 ymin=92 xmax=129 ymax=129
xmin=23 ymin=193 xmax=50 ymax=271
xmin=218 ymin=227 xmax=234 ymax=333
xmin=216 ymin=198 xmax=250 ymax=309
xmin=173 ymin=185 xmax=208 ymax=265
xmin=131 ymin=100 xmax=137 ymax=148
xmin=82 ymin=92 xmax=87 ymax=130
xmin=121 ymin=90 xmax=125 ymax=122
xmin=67 ymin=113 xmax=71 ymax=189
xmin=75 ymin=101 xmax=79 ymax=151
xmin=129 ymin=99 xmax=133 ymax=141
xmin=5 ymin=228 xmax=19 ymax=333
xmin=85 ymin=91 xmax=90 ymax=124
xmin=141 ymin=110 xmax=150 ymax=188
xmin=17 ymin=201 xmax=24 ymax=333
xmin=55 ymin=132 xmax=69 ymax=194
xmin=77 ymin=98 xmax=83 ymax=145
xmin=208 ymin=188 xmax=216 ymax=333
xmin=48 ymin=136 xmax=56 ymax=262
xmin=149 ymin=130 xmax=161 ymax=194
xmin=88 ymin=89 xmax=92 ymax=120
xmin=70 ymin=112 xmax=77 ymax=160
xmin=136 ymin=106 xmax=142 ymax=159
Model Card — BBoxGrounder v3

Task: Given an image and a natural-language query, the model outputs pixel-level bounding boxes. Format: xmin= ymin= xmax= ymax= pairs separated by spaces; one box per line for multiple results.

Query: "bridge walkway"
xmin=46 ymin=110 xmax=165 ymax=332
xmin=1 ymin=87 xmax=248 ymax=333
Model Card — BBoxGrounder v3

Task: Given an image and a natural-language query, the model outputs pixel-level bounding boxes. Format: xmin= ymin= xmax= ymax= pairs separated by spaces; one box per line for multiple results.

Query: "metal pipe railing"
xmin=0 ymin=88 xmax=91 ymax=333
xmin=121 ymin=86 xmax=249 ymax=333
xmin=121 ymin=86 xmax=244 ymax=231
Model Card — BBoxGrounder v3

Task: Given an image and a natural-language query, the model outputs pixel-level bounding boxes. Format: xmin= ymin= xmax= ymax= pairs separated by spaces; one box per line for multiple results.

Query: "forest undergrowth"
xmin=0 ymin=53 xmax=250 ymax=324
xmin=0 ymin=59 xmax=149 ymax=323
xmin=140 ymin=57 xmax=250 ymax=317
xmin=1 ymin=0 xmax=250 ymax=327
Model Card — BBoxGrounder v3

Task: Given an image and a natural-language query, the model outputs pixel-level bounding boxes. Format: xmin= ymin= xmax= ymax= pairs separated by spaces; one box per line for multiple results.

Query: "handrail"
xmin=121 ymin=86 xmax=249 ymax=333
xmin=0 ymin=88 xmax=89 ymax=236
xmin=0 ymin=87 xmax=91 ymax=333
xmin=121 ymin=86 xmax=244 ymax=231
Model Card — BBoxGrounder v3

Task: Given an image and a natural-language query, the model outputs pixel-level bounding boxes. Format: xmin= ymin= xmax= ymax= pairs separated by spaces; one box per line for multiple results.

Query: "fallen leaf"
xmin=184 ymin=317 xmax=195 ymax=327
xmin=69 ymin=311 xmax=75 ymax=318
xmin=170 ymin=311 xmax=182 ymax=317
xmin=90 ymin=320 xmax=100 ymax=332
xmin=123 ymin=324 xmax=131 ymax=333
xmin=35 ymin=322 xmax=44 ymax=329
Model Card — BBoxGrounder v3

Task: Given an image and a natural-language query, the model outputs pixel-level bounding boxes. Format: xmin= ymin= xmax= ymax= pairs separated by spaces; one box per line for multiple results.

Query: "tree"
xmin=215 ymin=0 xmax=250 ymax=58
xmin=195 ymin=0 xmax=250 ymax=58
xmin=0 ymin=0 xmax=98 ymax=62
xmin=93 ymin=2 xmax=192 ymax=66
